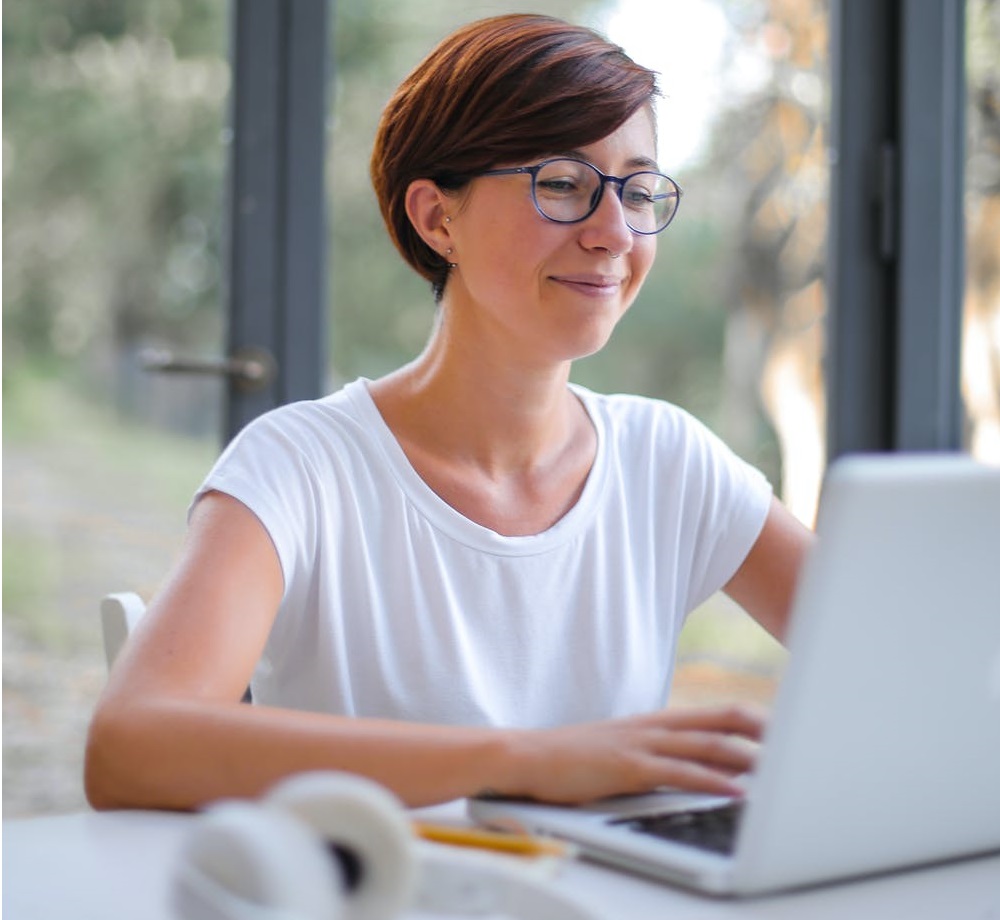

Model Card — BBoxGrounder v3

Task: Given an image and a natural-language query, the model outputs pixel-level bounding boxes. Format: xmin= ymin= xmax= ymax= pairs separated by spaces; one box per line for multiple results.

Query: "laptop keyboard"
xmin=609 ymin=801 xmax=745 ymax=855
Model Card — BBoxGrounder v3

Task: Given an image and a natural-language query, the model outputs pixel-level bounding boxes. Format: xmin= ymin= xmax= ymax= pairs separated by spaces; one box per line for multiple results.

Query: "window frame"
xmin=826 ymin=0 xmax=966 ymax=458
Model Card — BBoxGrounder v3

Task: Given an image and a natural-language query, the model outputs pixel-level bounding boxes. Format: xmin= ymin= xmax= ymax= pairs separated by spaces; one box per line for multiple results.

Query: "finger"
xmin=650 ymin=729 xmax=759 ymax=774
xmin=640 ymin=756 xmax=748 ymax=798
xmin=659 ymin=704 xmax=769 ymax=740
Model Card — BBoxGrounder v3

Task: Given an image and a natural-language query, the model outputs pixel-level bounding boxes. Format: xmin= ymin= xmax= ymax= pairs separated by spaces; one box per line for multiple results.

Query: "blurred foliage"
xmin=4 ymin=0 xmax=995 ymax=473
xmin=699 ymin=0 xmax=829 ymax=510
xmin=1 ymin=0 xmax=791 ymax=467
xmin=964 ymin=0 xmax=1000 ymax=465
xmin=0 ymin=0 xmax=763 ymax=425
xmin=2 ymin=0 xmax=229 ymax=393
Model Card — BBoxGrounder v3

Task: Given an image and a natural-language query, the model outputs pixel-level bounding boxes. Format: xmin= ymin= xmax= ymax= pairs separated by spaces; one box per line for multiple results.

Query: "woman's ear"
xmin=404 ymin=179 xmax=454 ymax=258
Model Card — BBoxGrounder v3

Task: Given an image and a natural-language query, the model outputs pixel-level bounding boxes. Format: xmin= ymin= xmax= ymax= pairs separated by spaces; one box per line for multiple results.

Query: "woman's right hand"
xmin=502 ymin=704 xmax=767 ymax=804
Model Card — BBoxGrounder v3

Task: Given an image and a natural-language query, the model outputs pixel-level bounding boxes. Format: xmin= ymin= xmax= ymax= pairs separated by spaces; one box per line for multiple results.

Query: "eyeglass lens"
xmin=532 ymin=159 xmax=679 ymax=233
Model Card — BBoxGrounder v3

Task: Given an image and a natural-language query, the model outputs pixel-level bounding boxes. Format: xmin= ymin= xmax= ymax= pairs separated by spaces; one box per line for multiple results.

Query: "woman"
xmin=85 ymin=14 xmax=813 ymax=811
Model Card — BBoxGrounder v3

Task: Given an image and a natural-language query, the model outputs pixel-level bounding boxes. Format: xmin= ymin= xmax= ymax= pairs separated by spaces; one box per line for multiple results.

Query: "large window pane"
xmin=3 ymin=3 xmax=229 ymax=816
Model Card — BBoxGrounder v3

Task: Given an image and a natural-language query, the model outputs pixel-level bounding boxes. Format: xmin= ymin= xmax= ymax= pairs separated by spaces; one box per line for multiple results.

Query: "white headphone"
xmin=172 ymin=772 xmax=598 ymax=920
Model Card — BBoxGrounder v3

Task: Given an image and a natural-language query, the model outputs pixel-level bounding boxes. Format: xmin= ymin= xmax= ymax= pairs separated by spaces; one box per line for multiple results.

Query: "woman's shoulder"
xmin=234 ymin=378 xmax=363 ymax=432
xmin=570 ymin=383 xmax=709 ymax=444
xmin=571 ymin=384 xmax=765 ymax=487
xmin=221 ymin=379 xmax=376 ymax=466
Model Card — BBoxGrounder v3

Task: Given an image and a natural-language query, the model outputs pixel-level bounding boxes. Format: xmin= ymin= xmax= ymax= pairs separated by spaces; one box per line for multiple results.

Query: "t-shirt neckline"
xmin=342 ymin=377 xmax=609 ymax=556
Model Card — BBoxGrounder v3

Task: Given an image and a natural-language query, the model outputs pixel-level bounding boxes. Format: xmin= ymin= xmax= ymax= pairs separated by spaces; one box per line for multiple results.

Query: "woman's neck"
xmin=371 ymin=312 xmax=583 ymax=476
xmin=366 ymin=310 xmax=598 ymax=536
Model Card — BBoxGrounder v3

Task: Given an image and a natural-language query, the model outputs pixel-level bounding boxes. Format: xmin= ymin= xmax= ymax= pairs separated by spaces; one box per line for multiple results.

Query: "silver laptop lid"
xmin=732 ymin=453 xmax=1000 ymax=893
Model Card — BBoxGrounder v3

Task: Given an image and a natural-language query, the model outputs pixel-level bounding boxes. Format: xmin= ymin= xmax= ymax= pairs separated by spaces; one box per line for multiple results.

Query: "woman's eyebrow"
xmin=626 ymin=155 xmax=662 ymax=172
xmin=560 ymin=150 xmax=662 ymax=173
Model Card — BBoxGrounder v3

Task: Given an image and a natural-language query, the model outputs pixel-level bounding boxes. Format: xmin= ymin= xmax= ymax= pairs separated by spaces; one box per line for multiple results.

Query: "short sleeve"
xmin=191 ymin=408 xmax=321 ymax=599
xmin=679 ymin=416 xmax=773 ymax=612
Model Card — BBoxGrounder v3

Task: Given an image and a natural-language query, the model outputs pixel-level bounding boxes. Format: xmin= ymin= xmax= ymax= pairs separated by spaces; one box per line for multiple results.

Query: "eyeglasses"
xmin=477 ymin=157 xmax=682 ymax=235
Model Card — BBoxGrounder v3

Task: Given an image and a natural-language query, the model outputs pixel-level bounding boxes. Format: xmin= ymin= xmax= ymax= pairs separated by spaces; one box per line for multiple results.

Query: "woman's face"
xmin=442 ymin=107 xmax=659 ymax=368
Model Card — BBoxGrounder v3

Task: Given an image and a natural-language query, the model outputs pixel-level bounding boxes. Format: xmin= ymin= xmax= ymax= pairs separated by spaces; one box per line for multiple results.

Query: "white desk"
xmin=4 ymin=806 xmax=999 ymax=920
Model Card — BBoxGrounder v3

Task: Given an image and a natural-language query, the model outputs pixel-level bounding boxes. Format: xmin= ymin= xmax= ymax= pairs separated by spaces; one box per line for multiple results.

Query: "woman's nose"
xmin=580 ymin=183 xmax=633 ymax=256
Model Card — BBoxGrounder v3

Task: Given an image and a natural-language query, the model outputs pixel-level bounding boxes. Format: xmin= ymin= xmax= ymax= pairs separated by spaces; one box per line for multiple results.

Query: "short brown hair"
xmin=370 ymin=14 xmax=660 ymax=298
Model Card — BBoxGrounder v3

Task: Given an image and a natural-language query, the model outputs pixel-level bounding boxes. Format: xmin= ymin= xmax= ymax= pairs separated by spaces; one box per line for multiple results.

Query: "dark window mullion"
xmin=826 ymin=0 xmax=899 ymax=459
xmin=895 ymin=0 xmax=966 ymax=450
xmin=224 ymin=0 xmax=330 ymax=442
xmin=826 ymin=0 xmax=965 ymax=460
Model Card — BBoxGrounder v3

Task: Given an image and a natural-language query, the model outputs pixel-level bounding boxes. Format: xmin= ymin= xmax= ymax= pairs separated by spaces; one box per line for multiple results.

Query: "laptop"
xmin=469 ymin=453 xmax=1000 ymax=896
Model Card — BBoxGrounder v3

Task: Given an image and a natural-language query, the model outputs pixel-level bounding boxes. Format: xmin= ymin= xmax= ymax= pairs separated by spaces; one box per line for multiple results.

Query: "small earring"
xmin=609 ymin=251 xmax=621 ymax=259
xmin=444 ymin=216 xmax=452 ymax=224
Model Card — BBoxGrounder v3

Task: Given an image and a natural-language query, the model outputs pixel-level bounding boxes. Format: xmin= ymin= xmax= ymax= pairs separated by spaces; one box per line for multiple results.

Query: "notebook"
xmin=469 ymin=453 xmax=1000 ymax=896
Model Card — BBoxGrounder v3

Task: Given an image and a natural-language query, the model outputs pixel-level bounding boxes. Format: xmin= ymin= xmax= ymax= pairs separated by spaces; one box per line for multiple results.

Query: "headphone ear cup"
xmin=172 ymin=801 xmax=345 ymax=920
xmin=265 ymin=772 xmax=417 ymax=920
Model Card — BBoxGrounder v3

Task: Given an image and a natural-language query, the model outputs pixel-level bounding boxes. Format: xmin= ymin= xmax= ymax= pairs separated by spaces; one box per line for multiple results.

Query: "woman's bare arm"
xmin=85 ymin=492 xmax=517 ymax=810
xmin=724 ymin=495 xmax=815 ymax=644
xmin=85 ymin=492 xmax=767 ymax=811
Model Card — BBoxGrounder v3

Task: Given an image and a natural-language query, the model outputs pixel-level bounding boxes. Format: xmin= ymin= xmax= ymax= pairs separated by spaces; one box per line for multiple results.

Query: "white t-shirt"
xmin=196 ymin=378 xmax=772 ymax=728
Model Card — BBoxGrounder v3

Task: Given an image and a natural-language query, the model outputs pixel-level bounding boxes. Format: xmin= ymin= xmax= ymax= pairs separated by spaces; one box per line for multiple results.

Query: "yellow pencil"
xmin=412 ymin=820 xmax=570 ymax=857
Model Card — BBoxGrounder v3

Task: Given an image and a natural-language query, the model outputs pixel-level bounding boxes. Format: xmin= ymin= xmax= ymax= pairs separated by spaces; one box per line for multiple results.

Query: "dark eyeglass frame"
xmin=477 ymin=157 xmax=682 ymax=235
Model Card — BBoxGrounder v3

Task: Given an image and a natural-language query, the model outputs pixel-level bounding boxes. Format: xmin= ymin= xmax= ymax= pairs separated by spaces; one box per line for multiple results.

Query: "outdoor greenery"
xmin=3 ymin=0 xmax=787 ymax=460
xmin=3 ymin=1 xmax=228 ymax=380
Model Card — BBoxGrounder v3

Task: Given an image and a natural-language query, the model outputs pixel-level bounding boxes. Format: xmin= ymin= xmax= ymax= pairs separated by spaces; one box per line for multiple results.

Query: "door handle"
xmin=140 ymin=345 xmax=277 ymax=393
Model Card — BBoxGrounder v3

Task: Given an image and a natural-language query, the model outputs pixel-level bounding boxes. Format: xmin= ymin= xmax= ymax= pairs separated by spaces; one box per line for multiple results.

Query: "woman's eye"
xmin=624 ymin=188 xmax=655 ymax=207
xmin=538 ymin=178 xmax=582 ymax=195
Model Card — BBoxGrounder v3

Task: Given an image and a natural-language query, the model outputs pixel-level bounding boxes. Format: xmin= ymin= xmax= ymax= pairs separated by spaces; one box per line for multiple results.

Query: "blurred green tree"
xmin=3 ymin=1 xmax=229 ymax=391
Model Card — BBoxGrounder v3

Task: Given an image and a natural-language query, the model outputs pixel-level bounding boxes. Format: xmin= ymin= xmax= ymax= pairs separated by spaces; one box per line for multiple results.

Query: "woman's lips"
xmin=550 ymin=273 xmax=624 ymax=296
